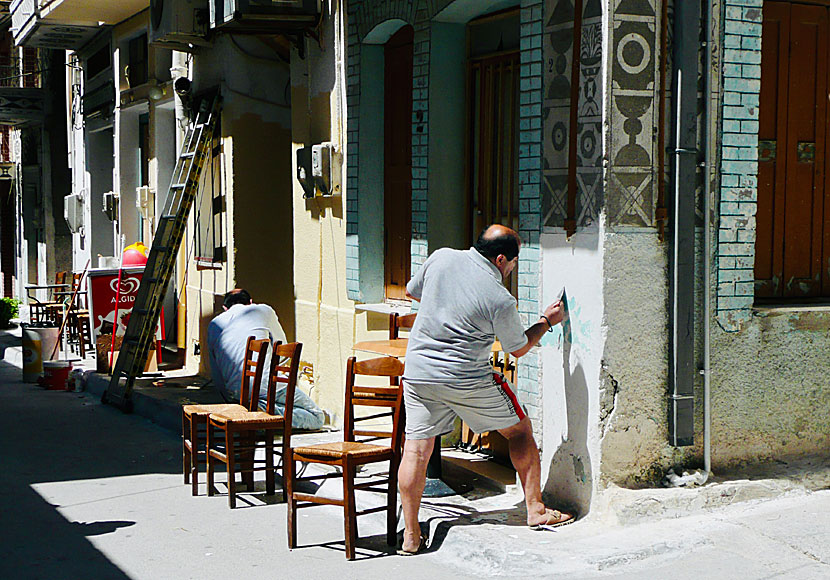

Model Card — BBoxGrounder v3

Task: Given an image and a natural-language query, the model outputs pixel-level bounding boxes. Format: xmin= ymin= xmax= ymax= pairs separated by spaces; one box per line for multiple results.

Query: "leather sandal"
xmin=397 ymin=533 xmax=428 ymax=556
xmin=528 ymin=509 xmax=575 ymax=531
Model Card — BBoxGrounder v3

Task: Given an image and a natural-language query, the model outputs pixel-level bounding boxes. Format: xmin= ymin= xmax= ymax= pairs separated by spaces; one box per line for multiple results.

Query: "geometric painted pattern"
xmin=542 ymin=0 xmax=604 ymax=229
xmin=607 ymin=0 xmax=659 ymax=227
xmin=542 ymin=0 xmax=574 ymax=227
xmin=576 ymin=0 xmax=604 ymax=225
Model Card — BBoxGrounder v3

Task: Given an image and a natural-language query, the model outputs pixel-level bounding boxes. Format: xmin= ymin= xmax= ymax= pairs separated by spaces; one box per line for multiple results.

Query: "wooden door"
xmin=468 ymin=52 xmax=520 ymax=297
xmin=756 ymin=2 xmax=830 ymax=299
xmin=384 ymin=26 xmax=413 ymax=300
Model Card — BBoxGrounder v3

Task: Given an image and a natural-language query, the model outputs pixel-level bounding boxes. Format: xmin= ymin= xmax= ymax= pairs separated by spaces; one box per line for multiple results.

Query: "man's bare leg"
xmin=398 ymin=436 xmax=435 ymax=551
xmin=498 ymin=417 xmax=573 ymax=526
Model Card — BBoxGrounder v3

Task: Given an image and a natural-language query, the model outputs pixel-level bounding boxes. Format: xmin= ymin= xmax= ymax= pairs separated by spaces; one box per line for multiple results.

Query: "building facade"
xmin=9 ymin=0 xmax=829 ymax=518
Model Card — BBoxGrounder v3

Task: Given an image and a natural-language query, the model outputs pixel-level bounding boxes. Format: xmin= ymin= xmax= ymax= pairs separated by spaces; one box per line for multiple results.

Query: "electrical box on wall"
xmin=64 ymin=192 xmax=84 ymax=233
xmin=297 ymin=142 xmax=340 ymax=198
xmin=103 ymin=191 xmax=119 ymax=221
xmin=136 ymin=186 xmax=155 ymax=220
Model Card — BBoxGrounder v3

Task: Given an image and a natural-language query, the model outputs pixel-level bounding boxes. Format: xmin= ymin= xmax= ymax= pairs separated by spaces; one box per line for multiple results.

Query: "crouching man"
xmin=207 ymin=288 xmax=324 ymax=430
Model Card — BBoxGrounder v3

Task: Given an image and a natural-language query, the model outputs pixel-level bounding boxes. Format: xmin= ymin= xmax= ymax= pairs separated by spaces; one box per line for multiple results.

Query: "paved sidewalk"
xmin=1 ymin=328 xmax=828 ymax=579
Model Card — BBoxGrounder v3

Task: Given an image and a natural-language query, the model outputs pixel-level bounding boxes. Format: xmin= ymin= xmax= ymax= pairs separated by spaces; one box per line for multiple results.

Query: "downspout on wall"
xmin=702 ymin=0 xmax=713 ymax=476
xmin=669 ymin=0 xmax=700 ymax=448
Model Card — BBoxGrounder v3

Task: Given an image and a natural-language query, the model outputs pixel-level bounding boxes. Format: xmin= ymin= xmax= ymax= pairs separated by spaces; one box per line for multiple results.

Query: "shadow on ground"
xmin=0 ymin=351 xmax=181 ymax=579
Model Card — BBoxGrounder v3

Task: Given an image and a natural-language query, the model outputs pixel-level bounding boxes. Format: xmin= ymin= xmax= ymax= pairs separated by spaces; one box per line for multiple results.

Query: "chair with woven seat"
xmin=206 ymin=341 xmax=302 ymax=508
xmin=388 ymin=312 xmax=417 ymax=340
xmin=286 ymin=355 xmax=405 ymax=560
xmin=181 ymin=336 xmax=270 ymax=496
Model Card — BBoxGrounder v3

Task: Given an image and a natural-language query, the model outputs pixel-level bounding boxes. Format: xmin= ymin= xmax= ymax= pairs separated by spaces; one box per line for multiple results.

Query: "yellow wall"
xmin=289 ymin=55 xmax=394 ymax=425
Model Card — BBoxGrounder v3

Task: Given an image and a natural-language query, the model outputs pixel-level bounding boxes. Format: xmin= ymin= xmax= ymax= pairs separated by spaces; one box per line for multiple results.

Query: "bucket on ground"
xmin=22 ymin=323 xmax=60 ymax=383
xmin=38 ymin=360 xmax=72 ymax=390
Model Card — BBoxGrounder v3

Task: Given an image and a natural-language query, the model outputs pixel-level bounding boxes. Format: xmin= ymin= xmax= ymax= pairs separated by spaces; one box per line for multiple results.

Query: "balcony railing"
xmin=0 ymin=54 xmax=43 ymax=88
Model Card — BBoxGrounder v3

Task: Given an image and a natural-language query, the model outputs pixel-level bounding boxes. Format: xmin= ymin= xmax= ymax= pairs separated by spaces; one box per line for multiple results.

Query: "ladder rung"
xmin=181 ymin=152 xmax=196 ymax=159
xmin=171 ymin=183 xmax=186 ymax=189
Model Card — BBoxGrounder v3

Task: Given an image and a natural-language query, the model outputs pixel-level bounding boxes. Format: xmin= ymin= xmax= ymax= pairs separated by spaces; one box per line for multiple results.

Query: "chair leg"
xmin=387 ymin=458 xmax=399 ymax=547
xmin=343 ymin=458 xmax=357 ymax=560
xmin=286 ymin=449 xmax=297 ymax=549
xmin=281 ymin=435 xmax=290 ymax=502
xmin=241 ymin=432 xmax=254 ymax=492
xmin=207 ymin=423 xmax=216 ymax=497
xmin=226 ymin=428 xmax=237 ymax=509
xmin=182 ymin=411 xmax=191 ymax=485
xmin=190 ymin=414 xmax=202 ymax=496
xmin=265 ymin=429 xmax=275 ymax=496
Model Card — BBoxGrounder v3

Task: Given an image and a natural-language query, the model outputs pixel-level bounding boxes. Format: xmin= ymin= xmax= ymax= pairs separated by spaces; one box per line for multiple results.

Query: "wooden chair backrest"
xmin=344 ymin=356 xmax=406 ymax=454
xmin=258 ymin=341 xmax=303 ymax=446
xmin=388 ymin=312 xmax=417 ymax=340
xmin=239 ymin=336 xmax=271 ymax=411
xmin=71 ymin=272 xmax=87 ymax=309
xmin=55 ymin=271 xmax=68 ymax=285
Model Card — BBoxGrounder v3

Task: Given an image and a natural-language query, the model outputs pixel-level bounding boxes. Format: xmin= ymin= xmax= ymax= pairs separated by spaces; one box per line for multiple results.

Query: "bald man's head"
xmin=474 ymin=224 xmax=521 ymax=261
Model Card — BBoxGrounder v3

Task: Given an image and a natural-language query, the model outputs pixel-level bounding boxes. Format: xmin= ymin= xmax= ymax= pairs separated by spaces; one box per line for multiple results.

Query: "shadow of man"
xmin=543 ymin=301 xmax=593 ymax=518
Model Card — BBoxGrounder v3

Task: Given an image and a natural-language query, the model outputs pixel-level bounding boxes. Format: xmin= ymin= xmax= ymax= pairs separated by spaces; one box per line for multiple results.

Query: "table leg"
xmin=423 ymin=438 xmax=461 ymax=498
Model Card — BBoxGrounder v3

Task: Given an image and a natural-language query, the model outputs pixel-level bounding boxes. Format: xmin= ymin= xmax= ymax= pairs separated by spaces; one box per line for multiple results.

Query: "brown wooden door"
xmin=384 ymin=26 xmax=413 ymax=300
xmin=757 ymin=2 xmax=830 ymax=299
xmin=468 ymin=51 xmax=520 ymax=297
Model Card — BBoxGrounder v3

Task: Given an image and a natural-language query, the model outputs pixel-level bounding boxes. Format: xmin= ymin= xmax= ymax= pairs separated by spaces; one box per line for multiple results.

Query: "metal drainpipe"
xmin=669 ymin=0 xmax=701 ymax=447
xmin=702 ymin=0 xmax=713 ymax=475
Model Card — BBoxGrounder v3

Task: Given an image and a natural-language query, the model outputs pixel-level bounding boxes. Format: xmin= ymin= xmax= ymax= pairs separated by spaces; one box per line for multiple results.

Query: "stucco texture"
xmin=710 ymin=311 xmax=830 ymax=468
xmin=599 ymin=231 xmax=678 ymax=486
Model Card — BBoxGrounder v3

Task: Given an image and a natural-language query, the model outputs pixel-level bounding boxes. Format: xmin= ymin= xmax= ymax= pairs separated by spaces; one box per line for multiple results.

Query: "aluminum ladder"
xmin=104 ymin=94 xmax=220 ymax=411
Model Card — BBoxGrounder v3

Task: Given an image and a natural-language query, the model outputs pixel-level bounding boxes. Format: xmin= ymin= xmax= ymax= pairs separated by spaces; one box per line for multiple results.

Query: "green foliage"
xmin=0 ymin=297 xmax=21 ymax=328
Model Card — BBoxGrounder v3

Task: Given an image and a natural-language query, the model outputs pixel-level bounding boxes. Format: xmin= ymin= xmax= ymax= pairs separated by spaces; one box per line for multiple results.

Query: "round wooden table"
xmin=352 ymin=337 xmax=508 ymax=497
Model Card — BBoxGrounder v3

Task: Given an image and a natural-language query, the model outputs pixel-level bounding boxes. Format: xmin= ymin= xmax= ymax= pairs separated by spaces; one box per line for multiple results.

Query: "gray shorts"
xmin=403 ymin=373 xmax=527 ymax=440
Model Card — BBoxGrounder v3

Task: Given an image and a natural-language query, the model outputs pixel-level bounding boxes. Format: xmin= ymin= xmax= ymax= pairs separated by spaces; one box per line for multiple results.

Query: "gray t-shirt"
xmin=403 ymin=247 xmax=528 ymax=385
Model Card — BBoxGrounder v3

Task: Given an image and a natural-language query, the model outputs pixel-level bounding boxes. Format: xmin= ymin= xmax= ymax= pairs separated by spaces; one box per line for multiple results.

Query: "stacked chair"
xmin=182 ymin=335 xmax=407 ymax=561
xmin=29 ymin=271 xmax=68 ymax=324
xmin=182 ymin=337 xmax=302 ymax=508
xmin=207 ymin=341 xmax=302 ymax=508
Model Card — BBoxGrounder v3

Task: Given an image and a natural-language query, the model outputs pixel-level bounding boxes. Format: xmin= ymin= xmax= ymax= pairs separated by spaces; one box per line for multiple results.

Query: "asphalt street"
xmin=1 ymin=346 xmax=828 ymax=579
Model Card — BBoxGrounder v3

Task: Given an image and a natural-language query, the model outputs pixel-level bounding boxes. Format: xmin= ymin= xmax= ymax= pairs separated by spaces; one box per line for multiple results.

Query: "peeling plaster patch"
xmin=784 ymin=312 xmax=830 ymax=333
xmin=599 ymin=362 xmax=619 ymax=437
xmin=572 ymin=454 xmax=586 ymax=483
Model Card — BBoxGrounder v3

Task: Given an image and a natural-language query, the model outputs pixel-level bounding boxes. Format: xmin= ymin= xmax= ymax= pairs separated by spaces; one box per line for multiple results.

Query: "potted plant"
xmin=0 ymin=297 xmax=21 ymax=328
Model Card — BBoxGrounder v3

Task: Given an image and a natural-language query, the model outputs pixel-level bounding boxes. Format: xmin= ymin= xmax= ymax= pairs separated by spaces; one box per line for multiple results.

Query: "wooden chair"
xmin=388 ymin=312 xmax=417 ymax=340
xmin=181 ymin=336 xmax=270 ymax=496
xmin=286 ymin=356 xmax=405 ymax=560
xmin=30 ymin=271 xmax=68 ymax=323
xmin=73 ymin=312 xmax=93 ymax=358
xmin=207 ymin=341 xmax=303 ymax=508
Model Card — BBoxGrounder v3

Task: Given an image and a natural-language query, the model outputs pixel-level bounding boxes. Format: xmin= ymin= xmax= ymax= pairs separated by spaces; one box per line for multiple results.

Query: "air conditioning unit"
xmin=150 ymin=0 xmax=211 ymax=51
xmin=136 ymin=186 xmax=155 ymax=220
xmin=210 ymin=0 xmax=321 ymax=33
xmin=64 ymin=192 xmax=84 ymax=233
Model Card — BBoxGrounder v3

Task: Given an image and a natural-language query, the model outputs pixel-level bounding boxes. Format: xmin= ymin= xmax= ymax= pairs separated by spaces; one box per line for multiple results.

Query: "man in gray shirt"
xmin=397 ymin=225 xmax=573 ymax=555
